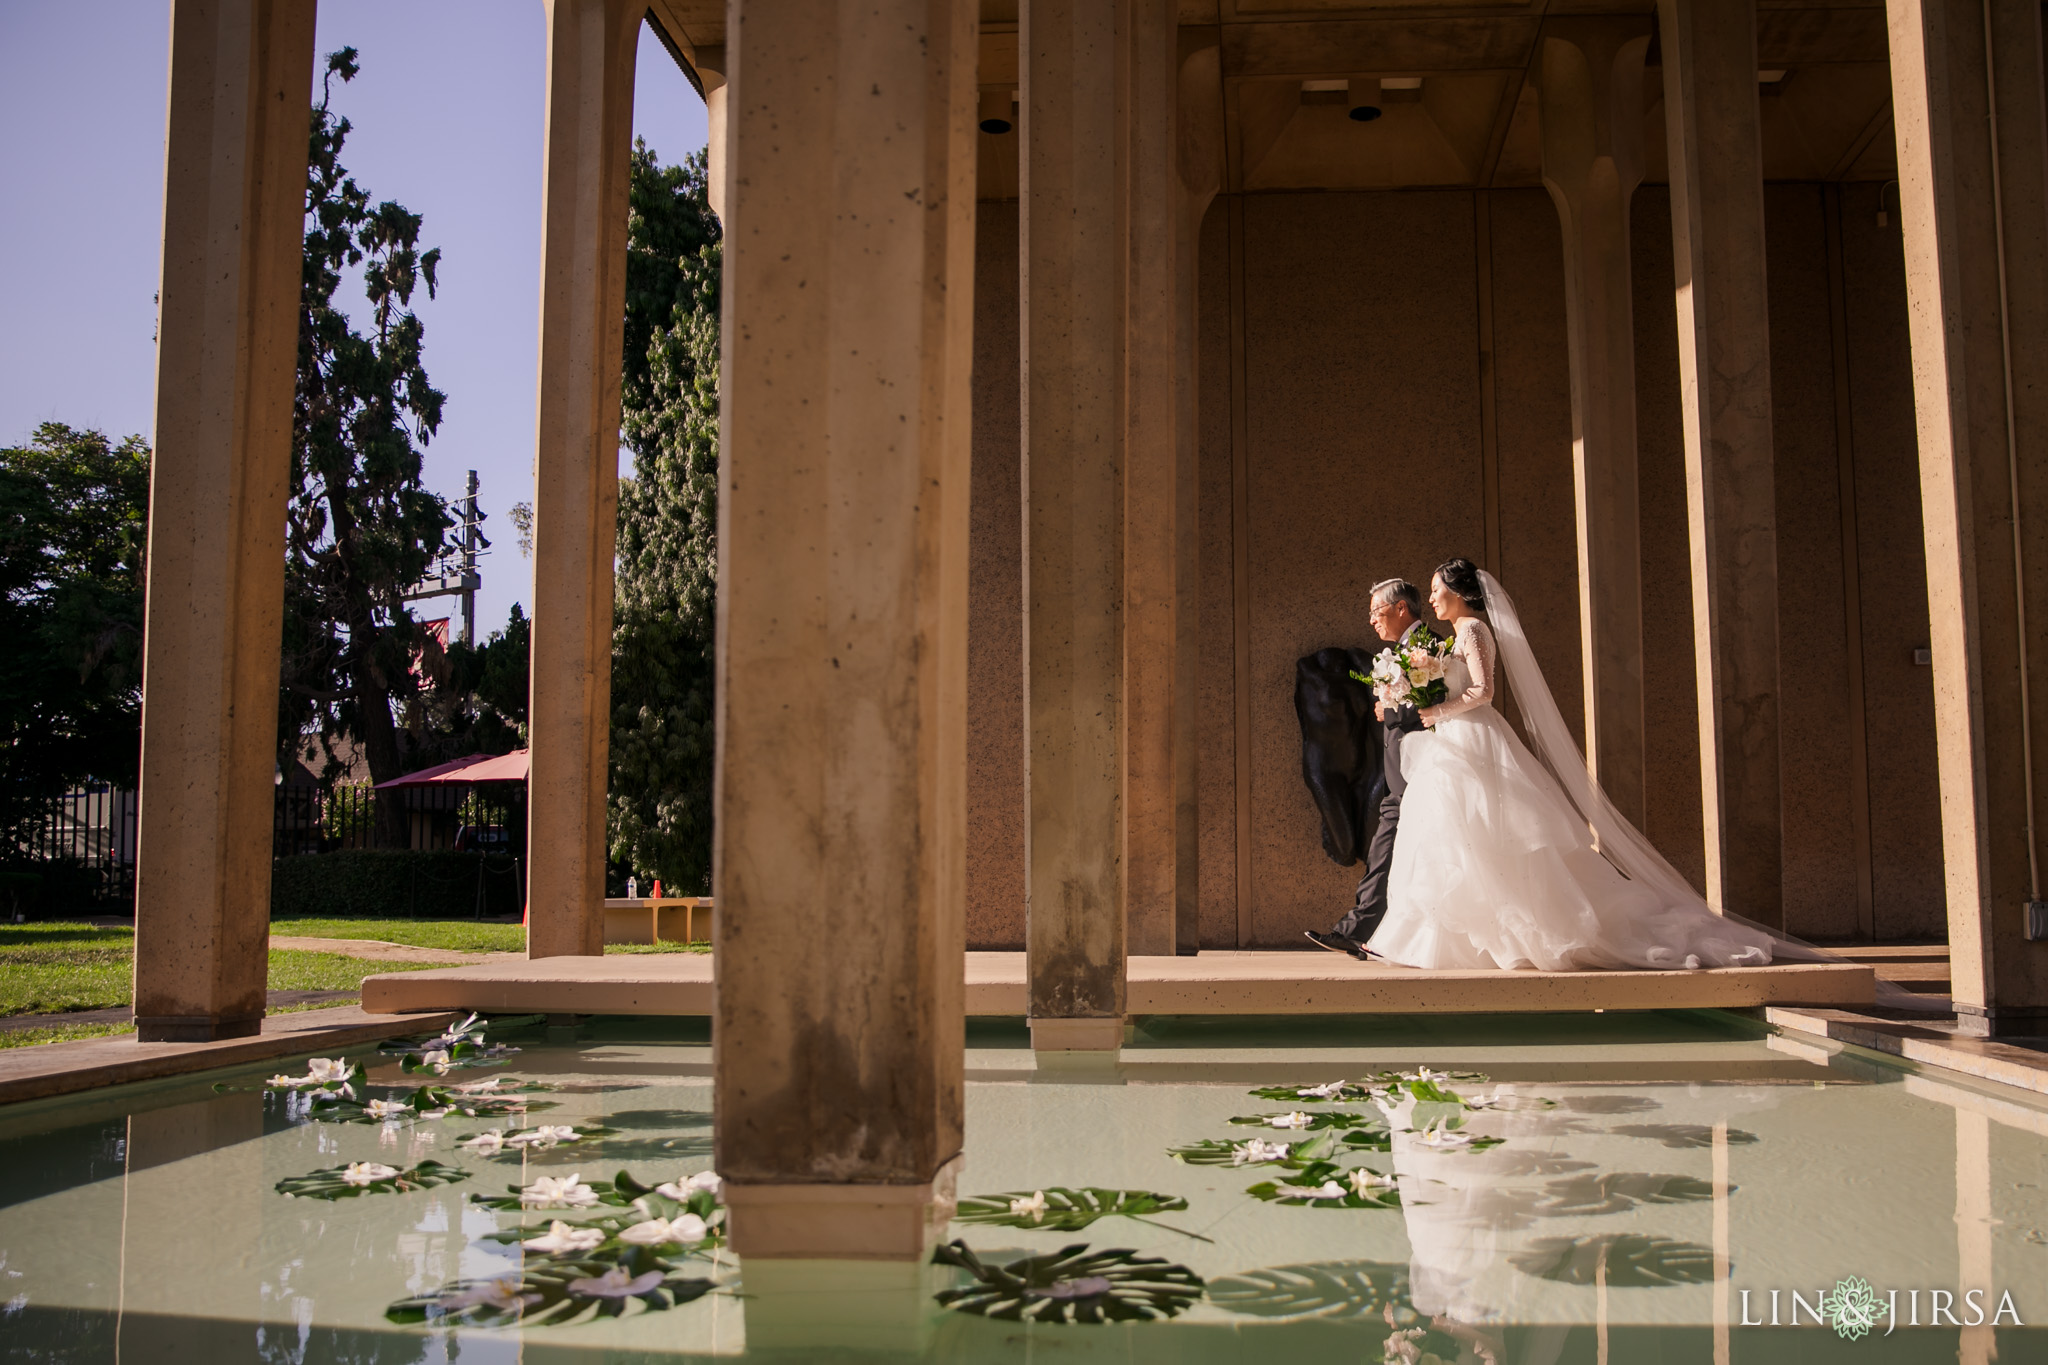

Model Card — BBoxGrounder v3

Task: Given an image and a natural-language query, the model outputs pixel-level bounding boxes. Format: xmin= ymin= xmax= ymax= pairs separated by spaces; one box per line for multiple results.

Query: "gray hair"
xmin=1372 ymin=577 xmax=1423 ymax=617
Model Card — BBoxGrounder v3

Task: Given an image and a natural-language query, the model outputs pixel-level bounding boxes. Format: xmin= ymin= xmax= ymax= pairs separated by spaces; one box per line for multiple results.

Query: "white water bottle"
xmin=626 ymin=876 xmax=639 ymax=899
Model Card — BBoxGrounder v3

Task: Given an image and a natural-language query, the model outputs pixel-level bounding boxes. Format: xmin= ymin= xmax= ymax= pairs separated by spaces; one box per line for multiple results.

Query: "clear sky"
xmin=0 ymin=1 xmax=708 ymax=641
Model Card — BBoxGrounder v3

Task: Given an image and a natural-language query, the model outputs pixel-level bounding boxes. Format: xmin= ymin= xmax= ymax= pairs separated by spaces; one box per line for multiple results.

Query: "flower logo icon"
xmin=1825 ymin=1276 xmax=1882 ymax=1341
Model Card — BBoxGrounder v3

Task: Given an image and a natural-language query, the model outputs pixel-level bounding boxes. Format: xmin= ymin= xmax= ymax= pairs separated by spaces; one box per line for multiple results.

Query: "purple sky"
xmin=0 ymin=1 xmax=708 ymax=639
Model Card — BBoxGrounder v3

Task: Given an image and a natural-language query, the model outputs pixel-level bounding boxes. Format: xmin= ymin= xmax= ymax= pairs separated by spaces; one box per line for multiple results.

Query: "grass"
xmin=0 ymin=923 xmax=440 ymax=1022
xmin=269 ymin=917 xmax=525 ymax=954
xmin=605 ymin=941 xmax=712 ymax=954
xmin=0 ymin=1021 xmax=135 ymax=1049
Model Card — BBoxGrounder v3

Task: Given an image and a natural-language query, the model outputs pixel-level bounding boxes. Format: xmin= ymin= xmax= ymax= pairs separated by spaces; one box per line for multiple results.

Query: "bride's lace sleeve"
xmin=1423 ymin=618 xmax=1496 ymax=724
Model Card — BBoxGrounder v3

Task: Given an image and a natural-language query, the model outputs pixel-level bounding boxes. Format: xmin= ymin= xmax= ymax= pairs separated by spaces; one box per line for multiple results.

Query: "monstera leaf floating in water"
xmin=1246 ymin=1080 xmax=1376 ymax=1103
xmin=275 ymin=1159 xmax=470 ymax=1200
xmin=478 ymin=1175 xmax=728 ymax=1253
xmin=1532 ymin=1172 xmax=1721 ymax=1217
xmin=1206 ymin=1259 xmax=1415 ymax=1321
xmin=954 ymin=1188 xmax=1209 ymax=1241
xmin=1167 ymin=1129 xmax=1390 ymax=1168
xmin=931 ymin=1241 xmax=1204 ymax=1323
xmin=310 ymin=1080 xmax=556 ymax=1125
xmin=1246 ymin=1161 xmax=1402 ymax=1209
xmin=1510 ymin=1234 xmax=1717 ymax=1287
xmin=1227 ymin=1109 xmax=1375 ymax=1132
xmin=387 ymin=1246 xmax=717 ymax=1328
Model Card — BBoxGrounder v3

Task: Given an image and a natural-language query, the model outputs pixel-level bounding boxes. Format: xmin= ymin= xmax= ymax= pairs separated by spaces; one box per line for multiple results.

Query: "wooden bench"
xmin=602 ymin=897 xmax=714 ymax=946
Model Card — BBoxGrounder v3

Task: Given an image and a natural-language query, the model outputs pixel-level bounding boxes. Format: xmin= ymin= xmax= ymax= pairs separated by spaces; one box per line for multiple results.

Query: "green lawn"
xmin=605 ymin=941 xmax=712 ymax=954
xmin=269 ymin=916 xmax=526 ymax=953
xmin=0 ymin=923 xmax=439 ymax=1020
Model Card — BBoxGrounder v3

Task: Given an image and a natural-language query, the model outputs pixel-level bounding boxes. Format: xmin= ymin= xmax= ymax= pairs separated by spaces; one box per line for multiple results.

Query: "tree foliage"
xmin=280 ymin=48 xmax=452 ymax=838
xmin=0 ymin=424 xmax=150 ymax=831
xmin=609 ymin=142 xmax=722 ymax=892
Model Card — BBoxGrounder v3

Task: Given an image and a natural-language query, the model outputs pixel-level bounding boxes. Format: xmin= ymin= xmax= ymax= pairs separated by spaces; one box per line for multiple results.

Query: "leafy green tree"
xmin=279 ymin=47 xmax=452 ymax=844
xmin=0 ymin=424 xmax=150 ymax=836
xmin=609 ymin=142 xmax=722 ymax=893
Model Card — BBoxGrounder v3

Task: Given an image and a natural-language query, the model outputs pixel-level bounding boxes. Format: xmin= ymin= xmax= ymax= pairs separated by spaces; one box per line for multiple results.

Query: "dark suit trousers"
xmin=1335 ymin=787 xmax=1401 ymax=941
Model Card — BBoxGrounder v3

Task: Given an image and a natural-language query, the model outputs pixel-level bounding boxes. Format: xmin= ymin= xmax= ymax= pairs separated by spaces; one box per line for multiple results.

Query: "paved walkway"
xmin=266 ymin=934 xmax=512 ymax=964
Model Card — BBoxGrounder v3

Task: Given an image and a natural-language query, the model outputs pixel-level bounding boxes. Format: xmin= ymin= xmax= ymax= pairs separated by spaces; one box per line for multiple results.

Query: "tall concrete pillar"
xmin=1658 ymin=0 xmax=1784 ymax=927
xmin=713 ymin=0 xmax=977 ymax=1258
xmin=1537 ymin=20 xmax=1653 ymax=826
xmin=1024 ymin=0 xmax=1129 ymax=1052
xmin=691 ymin=43 xmax=727 ymax=224
xmin=132 ymin=0 xmax=316 ymax=1043
xmin=1122 ymin=0 xmax=1185 ymax=959
xmin=525 ymin=0 xmax=638 ymax=959
xmin=1887 ymin=0 xmax=2048 ymax=1035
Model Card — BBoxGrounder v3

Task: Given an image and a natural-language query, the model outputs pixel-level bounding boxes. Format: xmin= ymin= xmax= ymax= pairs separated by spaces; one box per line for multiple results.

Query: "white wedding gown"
xmin=1366 ymin=589 xmax=1776 ymax=972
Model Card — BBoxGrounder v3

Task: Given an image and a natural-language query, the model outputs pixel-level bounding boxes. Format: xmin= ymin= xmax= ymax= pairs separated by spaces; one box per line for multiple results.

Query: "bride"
xmin=1364 ymin=558 xmax=1777 ymax=972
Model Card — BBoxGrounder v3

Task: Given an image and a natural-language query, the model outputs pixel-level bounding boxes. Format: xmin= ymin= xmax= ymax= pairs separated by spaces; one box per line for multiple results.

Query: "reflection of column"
xmin=1887 ymin=0 xmax=2048 ymax=1035
xmin=1536 ymin=20 xmax=1652 ymax=826
xmin=1712 ymin=1119 xmax=1731 ymax=1365
xmin=132 ymin=0 xmax=317 ymax=1041
xmin=1124 ymin=0 xmax=1185 ymax=958
xmin=713 ymin=0 xmax=976 ymax=1259
xmin=1024 ymin=0 xmax=1129 ymax=1052
xmin=1658 ymin=0 xmax=1783 ymax=926
xmin=1955 ymin=1108 xmax=1994 ymax=1365
xmin=526 ymin=0 xmax=640 ymax=959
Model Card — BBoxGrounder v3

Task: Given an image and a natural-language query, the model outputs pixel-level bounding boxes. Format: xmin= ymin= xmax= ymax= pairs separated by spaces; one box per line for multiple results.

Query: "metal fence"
xmin=273 ymin=781 xmax=526 ymax=858
xmin=12 ymin=785 xmax=138 ymax=905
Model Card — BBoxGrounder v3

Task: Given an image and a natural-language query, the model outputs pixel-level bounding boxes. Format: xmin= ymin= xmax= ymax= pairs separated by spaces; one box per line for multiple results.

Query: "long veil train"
xmin=1477 ymin=570 xmax=1938 ymax=1011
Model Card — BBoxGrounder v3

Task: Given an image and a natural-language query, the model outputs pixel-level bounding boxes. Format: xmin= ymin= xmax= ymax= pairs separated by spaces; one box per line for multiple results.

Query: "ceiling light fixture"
xmin=978 ymin=88 xmax=1013 ymax=135
xmin=1348 ymin=75 xmax=1383 ymax=123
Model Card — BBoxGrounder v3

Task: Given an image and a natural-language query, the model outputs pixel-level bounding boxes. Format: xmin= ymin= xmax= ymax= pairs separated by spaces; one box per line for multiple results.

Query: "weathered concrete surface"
xmin=132 ymin=0 xmax=317 ymax=1043
xmin=1659 ymin=0 xmax=1785 ymax=928
xmin=1537 ymin=18 xmax=1653 ymax=828
xmin=713 ymin=0 xmax=976 ymax=1256
xmin=0 ymin=1006 xmax=460 ymax=1108
xmin=359 ymin=950 xmax=1876 ymax=1017
xmin=1886 ymin=0 xmax=2048 ymax=1035
xmin=1123 ymin=0 xmax=1187 ymax=959
xmin=1023 ymin=0 xmax=1129 ymax=1041
xmin=526 ymin=0 xmax=640 ymax=960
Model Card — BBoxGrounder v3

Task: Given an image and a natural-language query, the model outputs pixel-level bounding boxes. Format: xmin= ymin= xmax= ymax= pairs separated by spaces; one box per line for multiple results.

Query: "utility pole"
xmin=404 ymin=469 xmax=489 ymax=642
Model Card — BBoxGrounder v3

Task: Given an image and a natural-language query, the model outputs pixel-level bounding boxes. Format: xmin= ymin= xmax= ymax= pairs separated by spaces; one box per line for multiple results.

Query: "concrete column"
xmin=132 ymin=0 xmax=316 ymax=1044
xmin=1658 ymin=0 xmax=1784 ymax=927
xmin=1024 ymin=0 xmax=1129 ymax=1053
xmin=1537 ymin=20 xmax=1653 ymax=827
xmin=525 ymin=0 xmax=638 ymax=959
xmin=1887 ymin=0 xmax=2048 ymax=1035
xmin=1122 ymin=0 xmax=1183 ymax=959
xmin=713 ymin=0 xmax=976 ymax=1259
xmin=692 ymin=43 xmax=728 ymax=224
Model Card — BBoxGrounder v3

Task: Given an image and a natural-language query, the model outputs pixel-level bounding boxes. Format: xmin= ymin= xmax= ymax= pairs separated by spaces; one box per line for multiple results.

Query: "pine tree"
xmin=279 ymin=48 xmax=452 ymax=845
xmin=609 ymin=142 xmax=722 ymax=893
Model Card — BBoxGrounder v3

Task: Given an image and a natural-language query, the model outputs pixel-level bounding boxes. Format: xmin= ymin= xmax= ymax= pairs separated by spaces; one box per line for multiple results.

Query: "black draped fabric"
xmin=1293 ymin=648 xmax=1385 ymax=867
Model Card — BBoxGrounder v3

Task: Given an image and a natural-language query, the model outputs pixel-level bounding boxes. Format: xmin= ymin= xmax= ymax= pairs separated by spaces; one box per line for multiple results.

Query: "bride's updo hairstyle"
xmin=1435 ymin=557 xmax=1486 ymax=610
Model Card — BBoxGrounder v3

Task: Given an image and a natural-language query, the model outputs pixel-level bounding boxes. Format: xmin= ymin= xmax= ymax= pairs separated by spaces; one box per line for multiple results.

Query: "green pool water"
xmin=0 ymin=1010 xmax=2043 ymax=1363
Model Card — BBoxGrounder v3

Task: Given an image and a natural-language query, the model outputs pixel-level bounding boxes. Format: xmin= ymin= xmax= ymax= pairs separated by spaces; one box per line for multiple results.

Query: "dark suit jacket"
xmin=1293 ymin=647 xmax=1386 ymax=867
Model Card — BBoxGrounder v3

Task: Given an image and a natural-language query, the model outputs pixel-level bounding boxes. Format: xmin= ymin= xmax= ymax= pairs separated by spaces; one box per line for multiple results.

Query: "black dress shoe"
xmin=1304 ymin=930 xmax=1369 ymax=961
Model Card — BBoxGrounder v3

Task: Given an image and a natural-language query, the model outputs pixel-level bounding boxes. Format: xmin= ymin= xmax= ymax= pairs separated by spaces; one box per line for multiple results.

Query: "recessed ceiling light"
xmin=1758 ymin=69 xmax=1787 ymax=83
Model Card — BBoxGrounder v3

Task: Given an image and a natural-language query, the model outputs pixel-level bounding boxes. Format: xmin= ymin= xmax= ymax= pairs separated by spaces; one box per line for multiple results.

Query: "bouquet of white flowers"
xmin=1355 ymin=629 xmax=1452 ymax=712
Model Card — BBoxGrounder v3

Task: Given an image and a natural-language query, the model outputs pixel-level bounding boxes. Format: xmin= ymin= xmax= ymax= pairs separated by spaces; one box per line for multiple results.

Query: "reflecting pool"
xmin=1 ymin=1009 xmax=2043 ymax=1362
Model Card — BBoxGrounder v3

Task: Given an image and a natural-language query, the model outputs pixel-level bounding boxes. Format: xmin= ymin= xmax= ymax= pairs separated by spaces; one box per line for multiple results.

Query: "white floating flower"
xmin=1372 ymin=1090 xmax=1419 ymax=1129
xmin=617 ymin=1212 xmax=708 ymax=1248
xmin=1267 ymin=1112 xmax=1313 ymax=1130
xmin=1464 ymin=1088 xmax=1503 ymax=1110
xmin=418 ymin=1109 xmax=451 ymax=1122
xmin=520 ymin=1173 xmax=600 ymax=1208
xmin=1306 ymin=1180 xmax=1349 ymax=1201
xmin=340 ymin=1161 xmax=399 ymax=1186
xmin=1297 ymin=1080 xmax=1349 ymax=1100
xmin=1009 ymin=1190 xmax=1049 ymax=1223
xmin=568 ymin=1267 xmax=665 ymax=1299
xmin=419 ymin=1049 xmax=452 ymax=1074
xmin=434 ymin=1277 xmax=537 ymax=1312
xmin=656 ymin=1170 xmax=723 ymax=1201
xmin=459 ymin=1130 xmax=507 ymax=1155
xmin=307 ymin=1058 xmax=355 ymax=1084
xmin=521 ymin=1220 xmax=604 ymax=1254
xmin=1232 ymin=1139 xmax=1292 ymax=1166
xmin=1414 ymin=1117 xmax=1477 ymax=1151
xmin=1347 ymin=1167 xmax=1396 ymax=1196
xmin=453 ymin=1077 xmax=508 ymax=1095
xmin=508 ymin=1124 xmax=580 ymax=1149
xmin=365 ymin=1098 xmax=413 ymax=1121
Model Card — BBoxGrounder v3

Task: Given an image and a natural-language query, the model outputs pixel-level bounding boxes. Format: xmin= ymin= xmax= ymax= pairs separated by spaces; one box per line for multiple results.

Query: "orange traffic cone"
xmin=650 ymin=879 xmax=663 ymax=900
